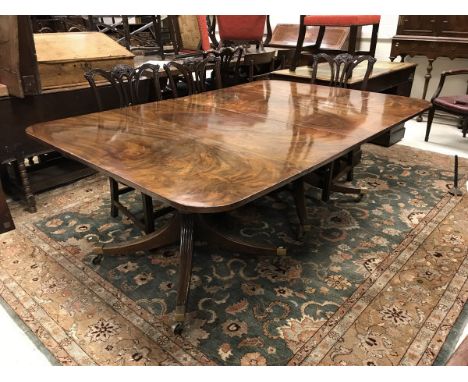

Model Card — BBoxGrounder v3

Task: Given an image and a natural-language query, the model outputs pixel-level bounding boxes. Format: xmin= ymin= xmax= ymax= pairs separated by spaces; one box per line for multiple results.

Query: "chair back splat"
xmin=204 ymin=47 xmax=244 ymax=87
xmin=84 ymin=63 xmax=162 ymax=111
xmin=310 ymin=53 xmax=376 ymax=91
xmin=163 ymin=57 xmax=222 ymax=97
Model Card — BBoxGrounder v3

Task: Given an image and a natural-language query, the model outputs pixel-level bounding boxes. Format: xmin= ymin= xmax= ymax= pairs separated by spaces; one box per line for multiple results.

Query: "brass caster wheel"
xmin=92 ymin=254 xmax=103 ymax=265
xmin=172 ymin=323 xmax=184 ymax=335
xmin=355 ymin=192 xmax=364 ymax=203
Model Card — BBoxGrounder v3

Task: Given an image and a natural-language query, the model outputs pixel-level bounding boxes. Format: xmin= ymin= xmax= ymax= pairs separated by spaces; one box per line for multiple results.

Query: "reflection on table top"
xmin=27 ymin=80 xmax=430 ymax=213
xmin=271 ymin=61 xmax=417 ymax=84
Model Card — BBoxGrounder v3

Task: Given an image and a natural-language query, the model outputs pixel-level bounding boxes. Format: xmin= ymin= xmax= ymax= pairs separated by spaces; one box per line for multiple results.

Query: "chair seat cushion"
xmin=304 ymin=15 xmax=381 ymax=26
xmin=434 ymin=95 xmax=468 ymax=114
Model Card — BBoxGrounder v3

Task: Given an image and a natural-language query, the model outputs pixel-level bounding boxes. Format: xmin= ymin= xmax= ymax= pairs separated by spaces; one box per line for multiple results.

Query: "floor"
xmin=0 ymin=116 xmax=467 ymax=366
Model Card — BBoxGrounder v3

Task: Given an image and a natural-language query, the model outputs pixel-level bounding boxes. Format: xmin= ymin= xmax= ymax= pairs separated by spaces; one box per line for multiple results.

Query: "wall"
xmin=269 ymin=15 xmax=468 ymax=99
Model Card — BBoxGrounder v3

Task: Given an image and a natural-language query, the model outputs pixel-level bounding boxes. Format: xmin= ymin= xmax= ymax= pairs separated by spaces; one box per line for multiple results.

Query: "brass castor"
xmin=355 ymin=191 xmax=365 ymax=203
xmin=92 ymin=254 xmax=103 ymax=265
xmin=276 ymin=246 xmax=287 ymax=256
xmin=172 ymin=322 xmax=184 ymax=335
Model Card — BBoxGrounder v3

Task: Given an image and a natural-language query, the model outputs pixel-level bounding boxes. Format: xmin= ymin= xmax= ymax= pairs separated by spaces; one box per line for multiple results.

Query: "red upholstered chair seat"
xmin=434 ymin=95 xmax=468 ymax=114
xmin=217 ymin=15 xmax=266 ymax=41
xmin=304 ymin=15 xmax=381 ymax=26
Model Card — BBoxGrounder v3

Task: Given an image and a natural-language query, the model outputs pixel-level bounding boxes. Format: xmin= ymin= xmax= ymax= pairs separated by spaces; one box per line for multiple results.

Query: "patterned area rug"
xmin=0 ymin=144 xmax=467 ymax=366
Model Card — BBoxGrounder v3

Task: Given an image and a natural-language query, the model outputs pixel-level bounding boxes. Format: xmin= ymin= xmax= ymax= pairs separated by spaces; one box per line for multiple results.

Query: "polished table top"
xmin=27 ymin=80 xmax=430 ymax=213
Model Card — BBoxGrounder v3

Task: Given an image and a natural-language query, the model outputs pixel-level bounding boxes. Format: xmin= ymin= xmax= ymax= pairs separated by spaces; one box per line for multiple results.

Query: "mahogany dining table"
xmin=26 ymin=80 xmax=430 ymax=333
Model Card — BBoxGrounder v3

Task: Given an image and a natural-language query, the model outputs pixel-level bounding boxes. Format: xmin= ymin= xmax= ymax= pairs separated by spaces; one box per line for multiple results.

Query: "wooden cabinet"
xmin=390 ymin=15 xmax=468 ymax=114
xmin=396 ymin=16 xmax=438 ymax=36
xmin=396 ymin=15 xmax=468 ymax=39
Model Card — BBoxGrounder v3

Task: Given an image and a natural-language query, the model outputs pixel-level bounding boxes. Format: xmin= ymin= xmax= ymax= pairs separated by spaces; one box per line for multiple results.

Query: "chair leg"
xmin=322 ymin=162 xmax=334 ymax=202
xmin=109 ymin=177 xmax=119 ymax=217
xmin=142 ymin=193 xmax=155 ymax=234
xmin=292 ymin=178 xmax=310 ymax=239
xmin=348 ymin=25 xmax=358 ymax=55
xmin=290 ymin=23 xmax=306 ymax=72
xmin=369 ymin=23 xmax=380 ymax=56
xmin=462 ymin=117 xmax=468 ymax=138
xmin=346 ymin=151 xmax=354 ymax=181
xmin=425 ymin=107 xmax=435 ymax=142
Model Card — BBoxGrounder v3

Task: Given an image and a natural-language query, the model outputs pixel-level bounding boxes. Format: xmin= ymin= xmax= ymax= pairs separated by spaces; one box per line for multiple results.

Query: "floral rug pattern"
xmin=0 ymin=144 xmax=467 ymax=365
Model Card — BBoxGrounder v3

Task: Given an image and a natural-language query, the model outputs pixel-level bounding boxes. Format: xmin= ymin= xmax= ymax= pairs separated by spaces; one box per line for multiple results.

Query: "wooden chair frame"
xmin=425 ymin=68 xmax=468 ymax=141
xmin=84 ymin=63 xmax=170 ymax=234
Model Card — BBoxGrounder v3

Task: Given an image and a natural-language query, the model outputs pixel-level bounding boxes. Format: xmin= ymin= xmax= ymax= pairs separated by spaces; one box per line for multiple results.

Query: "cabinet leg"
xmin=16 ymin=158 xmax=36 ymax=213
xmin=417 ymin=58 xmax=434 ymax=122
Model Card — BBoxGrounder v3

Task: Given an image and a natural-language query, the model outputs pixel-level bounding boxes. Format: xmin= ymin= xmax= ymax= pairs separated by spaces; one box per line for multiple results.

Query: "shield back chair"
xmin=163 ymin=57 xmax=222 ymax=98
xmin=425 ymin=69 xmax=468 ymax=142
xmin=217 ymin=15 xmax=268 ymax=49
xmin=307 ymin=53 xmax=376 ymax=201
xmin=203 ymin=47 xmax=244 ymax=87
xmin=290 ymin=15 xmax=380 ymax=71
xmin=84 ymin=63 xmax=171 ymax=234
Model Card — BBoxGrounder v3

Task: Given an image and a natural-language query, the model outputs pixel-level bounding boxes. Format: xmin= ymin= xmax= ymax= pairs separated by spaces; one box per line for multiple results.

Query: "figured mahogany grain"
xmin=27 ymin=80 xmax=430 ymax=213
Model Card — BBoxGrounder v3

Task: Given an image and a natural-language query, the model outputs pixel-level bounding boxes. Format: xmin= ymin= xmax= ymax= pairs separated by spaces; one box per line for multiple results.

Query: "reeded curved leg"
xmin=173 ymin=213 xmax=194 ymax=334
xmin=95 ymin=214 xmax=179 ymax=258
xmin=198 ymin=215 xmax=287 ymax=256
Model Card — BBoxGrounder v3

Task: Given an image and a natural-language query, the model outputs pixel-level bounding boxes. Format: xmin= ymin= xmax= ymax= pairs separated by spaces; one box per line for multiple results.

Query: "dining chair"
xmin=203 ymin=47 xmax=244 ymax=87
xmin=84 ymin=63 xmax=170 ymax=234
xmin=308 ymin=53 xmax=376 ymax=202
xmin=163 ymin=57 xmax=222 ymax=97
xmin=290 ymin=15 xmax=381 ymax=71
xmin=425 ymin=69 xmax=468 ymax=142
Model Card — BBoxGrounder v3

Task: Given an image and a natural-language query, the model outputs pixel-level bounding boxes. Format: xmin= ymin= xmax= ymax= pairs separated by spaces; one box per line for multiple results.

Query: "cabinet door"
xmin=436 ymin=16 xmax=468 ymax=39
xmin=396 ymin=15 xmax=437 ymax=36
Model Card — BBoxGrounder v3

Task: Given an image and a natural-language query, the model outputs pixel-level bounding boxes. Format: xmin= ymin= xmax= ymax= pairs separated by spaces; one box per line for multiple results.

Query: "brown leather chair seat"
xmin=433 ymin=95 xmax=468 ymax=114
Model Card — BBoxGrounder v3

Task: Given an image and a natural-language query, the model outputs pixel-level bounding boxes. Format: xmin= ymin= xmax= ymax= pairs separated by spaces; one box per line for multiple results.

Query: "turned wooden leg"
xmin=109 ymin=178 xmax=119 ymax=218
xmin=417 ymin=58 xmax=434 ymax=122
xmin=173 ymin=213 xmax=195 ymax=334
xmin=425 ymin=107 xmax=435 ymax=142
xmin=290 ymin=24 xmax=306 ymax=72
xmin=292 ymin=178 xmax=310 ymax=239
xmin=16 ymin=157 xmax=36 ymax=213
xmin=142 ymin=193 xmax=155 ymax=234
